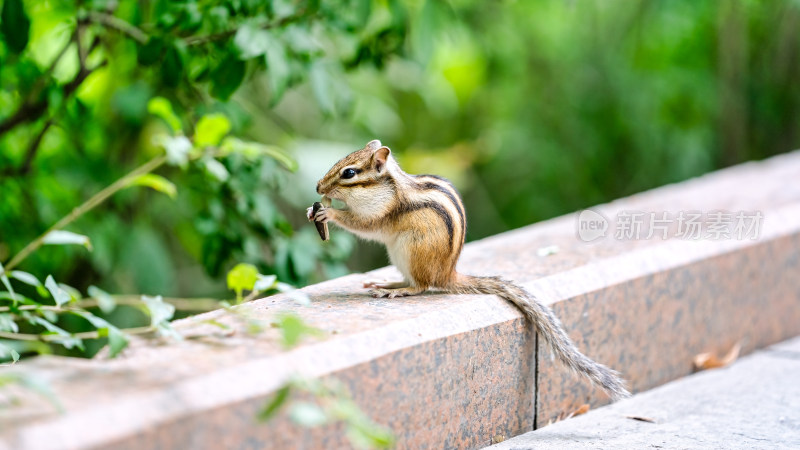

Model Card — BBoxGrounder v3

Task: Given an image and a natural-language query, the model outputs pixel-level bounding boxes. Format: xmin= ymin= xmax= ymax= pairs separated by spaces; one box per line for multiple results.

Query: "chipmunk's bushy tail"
xmin=448 ymin=274 xmax=631 ymax=400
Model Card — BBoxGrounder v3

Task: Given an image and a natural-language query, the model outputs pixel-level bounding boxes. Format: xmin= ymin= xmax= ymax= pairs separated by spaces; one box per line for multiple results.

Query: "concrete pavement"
xmin=490 ymin=335 xmax=800 ymax=449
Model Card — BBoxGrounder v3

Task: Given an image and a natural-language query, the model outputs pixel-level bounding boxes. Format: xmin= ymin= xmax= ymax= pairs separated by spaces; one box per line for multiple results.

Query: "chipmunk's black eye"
xmin=341 ymin=168 xmax=357 ymax=179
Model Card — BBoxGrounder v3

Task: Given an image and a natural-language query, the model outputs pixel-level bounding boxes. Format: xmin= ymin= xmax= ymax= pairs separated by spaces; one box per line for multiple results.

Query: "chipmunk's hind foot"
xmin=369 ymin=286 xmax=426 ymax=298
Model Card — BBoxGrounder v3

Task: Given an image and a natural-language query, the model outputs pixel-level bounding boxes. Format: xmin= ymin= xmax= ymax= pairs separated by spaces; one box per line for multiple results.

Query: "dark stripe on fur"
xmin=343 ymin=179 xmax=380 ymax=189
xmin=419 ymin=182 xmax=465 ymax=230
xmin=390 ymin=200 xmax=454 ymax=250
xmin=416 ymin=176 xmax=466 ymax=254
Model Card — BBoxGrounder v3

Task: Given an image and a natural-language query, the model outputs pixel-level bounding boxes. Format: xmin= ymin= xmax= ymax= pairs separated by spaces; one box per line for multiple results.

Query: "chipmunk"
xmin=307 ymin=140 xmax=630 ymax=400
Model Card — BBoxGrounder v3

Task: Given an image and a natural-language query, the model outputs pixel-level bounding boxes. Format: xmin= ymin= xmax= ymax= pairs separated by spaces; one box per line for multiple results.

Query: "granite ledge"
xmin=1 ymin=151 xmax=800 ymax=449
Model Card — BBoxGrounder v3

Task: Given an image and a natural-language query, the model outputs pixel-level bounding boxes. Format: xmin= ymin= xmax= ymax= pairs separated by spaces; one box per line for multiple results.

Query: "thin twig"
xmin=75 ymin=296 xmax=223 ymax=311
xmin=0 ymin=305 xmax=80 ymax=314
xmin=3 ymin=154 xmax=168 ymax=271
xmin=0 ymin=326 xmax=155 ymax=342
xmin=0 ymin=100 xmax=49 ymax=137
xmin=0 ymin=120 xmax=54 ymax=178
xmin=86 ymin=11 xmax=149 ymax=44
xmin=76 ymin=21 xmax=88 ymax=70
xmin=0 ymin=296 xmax=223 ymax=313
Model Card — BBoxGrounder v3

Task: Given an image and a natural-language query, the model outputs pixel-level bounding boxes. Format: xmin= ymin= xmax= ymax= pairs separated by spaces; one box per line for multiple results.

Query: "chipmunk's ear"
xmin=365 ymin=140 xmax=382 ymax=151
xmin=372 ymin=146 xmax=391 ymax=173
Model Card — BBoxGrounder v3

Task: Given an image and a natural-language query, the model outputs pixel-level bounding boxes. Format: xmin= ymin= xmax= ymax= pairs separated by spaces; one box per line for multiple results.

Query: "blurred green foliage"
xmin=2 ymin=0 xmax=800 ymax=309
xmin=323 ymin=0 xmax=800 ymax=243
xmin=0 ymin=0 xmax=392 ymax=301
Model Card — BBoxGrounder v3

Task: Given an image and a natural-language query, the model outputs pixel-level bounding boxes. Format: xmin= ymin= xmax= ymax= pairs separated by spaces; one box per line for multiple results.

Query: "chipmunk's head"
xmin=316 ymin=140 xmax=396 ymax=214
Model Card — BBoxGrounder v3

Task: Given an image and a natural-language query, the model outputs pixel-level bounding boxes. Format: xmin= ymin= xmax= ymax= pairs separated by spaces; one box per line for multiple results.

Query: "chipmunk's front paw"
xmin=310 ymin=206 xmax=331 ymax=223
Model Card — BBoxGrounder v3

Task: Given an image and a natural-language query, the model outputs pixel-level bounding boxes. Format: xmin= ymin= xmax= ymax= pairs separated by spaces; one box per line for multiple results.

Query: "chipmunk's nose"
xmin=316 ymin=180 xmax=323 ymax=195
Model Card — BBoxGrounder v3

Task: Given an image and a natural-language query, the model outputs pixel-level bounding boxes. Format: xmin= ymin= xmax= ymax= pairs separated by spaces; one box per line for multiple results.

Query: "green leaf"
xmin=0 ymin=341 xmax=20 ymax=362
xmin=0 ymin=291 xmax=35 ymax=305
xmin=257 ymin=385 xmax=291 ymax=421
xmin=283 ymin=25 xmax=319 ymax=54
xmin=264 ymin=39 xmax=291 ymax=104
xmin=162 ymin=44 xmax=184 ymax=87
xmin=194 ymin=113 xmax=231 ymax=148
xmin=156 ymin=135 xmax=192 ymax=167
xmin=105 ymin=326 xmax=129 ymax=357
xmin=211 ymin=53 xmax=246 ymax=100
xmin=142 ymin=295 xmax=180 ymax=340
xmin=44 ymin=275 xmax=70 ymax=307
xmin=142 ymin=295 xmax=175 ymax=327
xmin=289 ymin=402 xmax=327 ymax=427
xmin=42 ymin=230 xmax=92 ymax=250
xmin=0 ymin=262 xmax=15 ymax=303
xmin=347 ymin=422 xmax=395 ymax=449
xmin=234 ymin=23 xmax=270 ymax=59
xmin=226 ymin=263 xmax=259 ymax=300
xmin=310 ymin=60 xmax=336 ymax=114
xmin=204 ymin=158 xmax=230 ymax=182
xmin=88 ymin=285 xmax=116 ymax=314
xmin=309 ymin=60 xmax=351 ymax=115
xmin=276 ymin=312 xmax=321 ymax=349
xmin=69 ymin=310 xmax=129 ymax=358
xmin=0 ymin=314 xmax=19 ymax=333
xmin=8 ymin=270 xmax=39 ymax=287
xmin=219 ymin=137 xmax=297 ymax=172
xmin=29 ymin=316 xmax=83 ymax=350
xmin=147 ymin=97 xmax=182 ymax=133
xmin=8 ymin=270 xmax=47 ymax=297
xmin=253 ymin=274 xmax=277 ymax=291
xmin=0 ymin=0 xmax=30 ymax=54
xmin=271 ymin=0 xmax=295 ymax=19
xmin=129 ymin=174 xmax=177 ymax=199
xmin=58 ymin=283 xmax=81 ymax=303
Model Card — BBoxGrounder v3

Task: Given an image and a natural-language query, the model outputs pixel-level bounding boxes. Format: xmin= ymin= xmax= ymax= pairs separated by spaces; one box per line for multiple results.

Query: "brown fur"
xmin=310 ymin=140 xmax=630 ymax=400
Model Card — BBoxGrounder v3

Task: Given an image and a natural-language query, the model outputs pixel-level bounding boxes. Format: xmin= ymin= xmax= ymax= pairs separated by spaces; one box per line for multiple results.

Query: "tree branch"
xmin=0 ymin=34 xmax=76 ymax=138
xmin=184 ymin=11 xmax=310 ymax=46
xmin=0 ymin=101 xmax=49 ymax=137
xmin=85 ymin=11 xmax=149 ymax=44
xmin=0 ymin=326 xmax=155 ymax=342
xmin=0 ymin=296 xmax=223 ymax=313
xmin=0 ymin=60 xmax=108 ymax=179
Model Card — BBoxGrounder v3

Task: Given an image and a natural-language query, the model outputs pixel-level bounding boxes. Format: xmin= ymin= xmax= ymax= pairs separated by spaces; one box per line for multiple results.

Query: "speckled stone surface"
xmin=490 ymin=336 xmax=800 ymax=449
xmin=1 ymin=152 xmax=799 ymax=449
xmin=534 ymin=230 xmax=800 ymax=427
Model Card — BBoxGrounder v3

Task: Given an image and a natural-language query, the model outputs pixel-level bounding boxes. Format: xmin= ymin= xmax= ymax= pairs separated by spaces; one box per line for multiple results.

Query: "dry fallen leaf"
xmin=566 ymin=404 xmax=590 ymax=419
xmin=626 ymin=415 xmax=656 ymax=423
xmin=693 ymin=342 xmax=741 ymax=371
xmin=550 ymin=404 xmax=591 ymax=424
xmin=492 ymin=434 xmax=506 ymax=444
